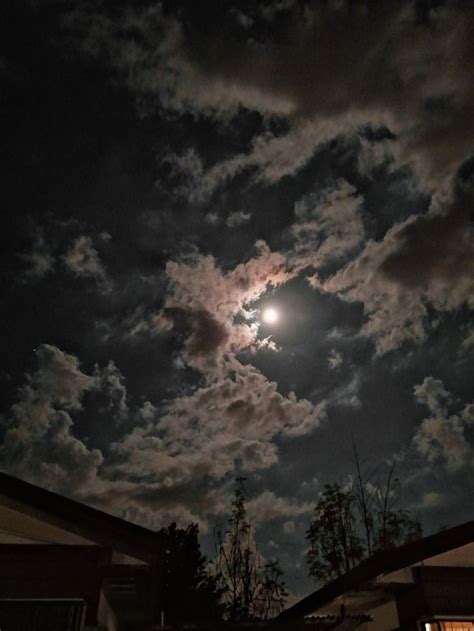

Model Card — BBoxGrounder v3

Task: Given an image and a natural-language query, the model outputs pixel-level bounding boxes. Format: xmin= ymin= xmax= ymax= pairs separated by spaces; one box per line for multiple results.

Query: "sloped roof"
xmin=0 ymin=472 xmax=164 ymax=563
xmin=278 ymin=519 xmax=474 ymax=621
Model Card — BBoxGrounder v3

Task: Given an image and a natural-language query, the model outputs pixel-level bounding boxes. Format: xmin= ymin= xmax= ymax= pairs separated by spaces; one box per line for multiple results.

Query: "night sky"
xmin=1 ymin=0 xmax=473 ymax=596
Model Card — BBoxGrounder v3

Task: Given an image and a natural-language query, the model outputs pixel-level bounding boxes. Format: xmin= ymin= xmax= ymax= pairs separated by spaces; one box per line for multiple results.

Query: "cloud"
xmin=18 ymin=223 xmax=114 ymax=292
xmin=3 ymin=228 xmax=327 ymax=515
xmin=230 ymin=9 xmax=254 ymax=31
xmin=111 ymin=362 xmax=327 ymax=486
xmin=59 ymin=0 xmax=474 ymax=385
xmin=328 ymin=374 xmax=361 ymax=409
xmin=414 ymin=376 xmax=450 ymax=414
xmin=205 ymin=212 xmax=220 ymax=225
xmin=322 ymin=186 xmax=474 ymax=353
xmin=163 ymin=148 xmax=208 ymax=204
xmin=412 ymin=378 xmax=474 ymax=472
xmin=0 ymin=346 xmax=137 ymax=498
xmin=165 ymin=117 xmax=358 ymax=202
xmin=226 ymin=210 xmax=251 ymax=228
xmin=0 ymin=345 xmax=102 ymax=494
xmin=20 ymin=230 xmax=54 ymax=279
xmin=246 ymin=491 xmax=312 ymax=524
xmin=25 ymin=344 xmax=95 ymax=410
xmin=159 ymin=241 xmax=293 ymax=375
xmin=95 ymin=360 xmax=128 ymax=420
xmin=120 ymin=503 xmax=206 ymax=533
xmin=300 ymin=477 xmax=319 ymax=491
xmin=64 ymin=3 xmax=473 ymax=194
xmin=63 ymin=235 xmax=110 ymax=290
xmin=356 ymin=135 xmax=396 ymax=176
xmin=291 ymin=179 xmax=365 ymax=272
xmin=84 ymin=479 xmax=229 ymax=533
xmin=327 ymin=349 xmax=343 ymax=370
xmin=461 ymin=327 xmax=474 ymax=351
xmin=103 ymin=303 xmax=172 ymax=343
xmin=0 ymin=345 xmax=225 ymax=529
xmin=422 ymin=491 xmax=443 ymax=509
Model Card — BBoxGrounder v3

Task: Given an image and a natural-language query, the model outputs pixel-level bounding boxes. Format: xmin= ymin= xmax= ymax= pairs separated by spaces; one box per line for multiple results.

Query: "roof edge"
xmin=0 ymin=472 xmax=164 ymax=563
xmin=278 ymin=518 xmax=474 ymax=620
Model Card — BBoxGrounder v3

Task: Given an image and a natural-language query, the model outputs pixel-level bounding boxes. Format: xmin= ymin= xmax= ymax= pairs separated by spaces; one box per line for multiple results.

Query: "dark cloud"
xmin=226 ymin=210 xmax=252 ymax=228
xmin=0 ymin=341 xmax=326 ymax=534
xmin=290 ymin=179 xmax=365 ymax=272
xmin=327 ymin=349 xmax=343 ymax=371
xmin=411 ymin=377 xmax=474 ymax=472
xmin=323 ymin=186 xmax=474 ymax=353
xmin=64 ymin=2 xmax=473 ymax=194
xmin=0 ymin=345 xmax=102 ymax=494
xmin=111 ymin=361 xmax=326 ymax=487
xmin=95 ymin=360 xmax=128 ymax=421
xmin=63 ymin=234 xmax=111 ymax=291
xmin=83 ymin=478 xmax=230 ymax=533
xmin=164 ymin=307 xmax=229 ymax=373
xmin=20 ymin=229 xmax=54 ymax=279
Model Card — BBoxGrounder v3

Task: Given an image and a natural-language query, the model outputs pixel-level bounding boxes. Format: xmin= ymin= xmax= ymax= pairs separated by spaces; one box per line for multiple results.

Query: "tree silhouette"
xmin=157 ymin=522 xmax=224 ymax=625
xmin=306 ymin=453 xmax=423 ymax=584
xmin=306 ymin=483 xmax=364 ymax=582
xmin=214 ymin=478 xmax=287 ymax=621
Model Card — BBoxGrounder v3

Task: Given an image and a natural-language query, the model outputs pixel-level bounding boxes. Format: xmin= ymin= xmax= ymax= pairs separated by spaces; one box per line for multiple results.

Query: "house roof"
xmin=277 ymin=519 xmax=474 ymax=621
xmin=0 ymin=472 xmax=164 ymax=563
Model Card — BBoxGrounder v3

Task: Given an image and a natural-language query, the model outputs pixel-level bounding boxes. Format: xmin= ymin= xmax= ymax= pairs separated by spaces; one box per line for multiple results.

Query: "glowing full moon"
xmin=262 ymin=307 xmax=279 ymax=324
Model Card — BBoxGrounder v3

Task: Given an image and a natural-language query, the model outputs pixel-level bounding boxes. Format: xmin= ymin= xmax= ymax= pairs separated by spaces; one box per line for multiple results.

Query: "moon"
xmin=262 ymin=307 xmax=279 ymax=324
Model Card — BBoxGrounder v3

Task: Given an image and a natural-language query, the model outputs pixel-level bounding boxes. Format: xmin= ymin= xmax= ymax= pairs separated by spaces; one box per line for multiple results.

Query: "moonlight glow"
xmin=262 ymin=307 xmax=279 ymax=324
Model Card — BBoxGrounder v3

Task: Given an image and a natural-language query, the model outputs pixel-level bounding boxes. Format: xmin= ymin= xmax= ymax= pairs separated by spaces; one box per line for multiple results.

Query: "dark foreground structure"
xmin=0 ymin=472 xmax=473 ymax=630
xmin=278 ymin=519 xmax=474 ymax=631
xmin=0 ymin=472 xmax=164 ymax=630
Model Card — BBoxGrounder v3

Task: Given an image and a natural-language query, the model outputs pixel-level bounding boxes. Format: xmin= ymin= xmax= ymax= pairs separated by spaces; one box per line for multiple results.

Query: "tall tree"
xmin=158 ymin=522 xmax=224 ymax=625
xmin=306 ymin=484 xmax=364 ymax=583
xmin=306 ymin=456 xmax=423 ymax=584
xmin=214 ymin=478 xmax=287 ymax=622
